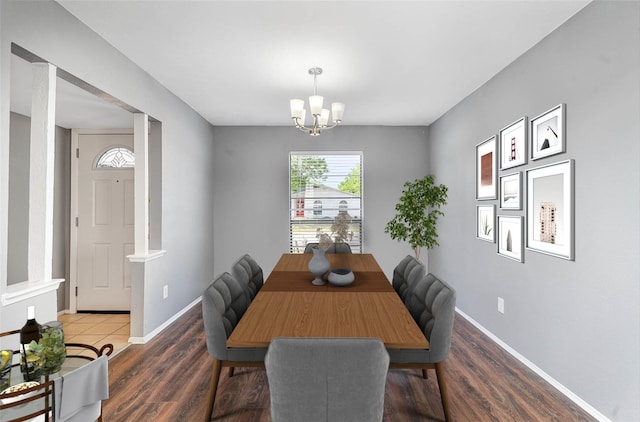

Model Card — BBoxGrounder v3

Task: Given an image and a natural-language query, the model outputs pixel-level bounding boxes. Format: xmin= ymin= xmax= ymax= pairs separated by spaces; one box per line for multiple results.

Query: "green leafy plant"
xmin=384 ymin=174 xmax=448 ymax=259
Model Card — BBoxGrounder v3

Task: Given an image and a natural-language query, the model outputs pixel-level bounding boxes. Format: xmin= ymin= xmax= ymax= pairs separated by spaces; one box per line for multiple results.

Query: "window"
xmin=290 ymin=152 xmax=363 ymax=253
xmin=95 ymin=146 xmax=135 ymax=168
xmin=313 ymin=200 xmax=323 ymax=217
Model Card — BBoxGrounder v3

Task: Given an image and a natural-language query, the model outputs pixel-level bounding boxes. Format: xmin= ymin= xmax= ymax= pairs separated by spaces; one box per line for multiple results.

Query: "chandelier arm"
xmin=292 ymin=117 xmax=340 ymax=134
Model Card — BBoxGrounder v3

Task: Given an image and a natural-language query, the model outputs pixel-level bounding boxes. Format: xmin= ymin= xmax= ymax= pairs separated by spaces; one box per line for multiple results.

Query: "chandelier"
xmin=290 ymin=67 xmax=345 ymax=136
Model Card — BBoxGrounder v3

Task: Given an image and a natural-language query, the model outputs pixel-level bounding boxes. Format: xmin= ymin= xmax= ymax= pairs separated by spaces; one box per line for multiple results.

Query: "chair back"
xmin=202 ymin=272 xmax=250 ymax=360
xmin=265 ymin=337 xmax=389 ymax=422
xmin=392 ymin=255 xmax=425 ymax=303
xmin=333 ymin=243 xmax=352 ymax=254
xmin=304 ymin=242 xmax=352 ymax=254
xmin=231 ymin=254 xmax=264 ymax=301
xmin=406 ymin=273 xmax=456 ymax=363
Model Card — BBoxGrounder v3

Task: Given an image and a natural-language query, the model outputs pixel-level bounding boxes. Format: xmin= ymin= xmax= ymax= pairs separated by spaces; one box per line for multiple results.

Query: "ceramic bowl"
xmin=328 ymin=268 xmax=355 ymax=286
xmin=0 ymin=381 xmax=40 ymax=405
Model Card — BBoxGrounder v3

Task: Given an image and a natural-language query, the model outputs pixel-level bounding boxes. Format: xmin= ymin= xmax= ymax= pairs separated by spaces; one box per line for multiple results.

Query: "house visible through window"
xmin=290 ymin=152 xmax=363 ymax=253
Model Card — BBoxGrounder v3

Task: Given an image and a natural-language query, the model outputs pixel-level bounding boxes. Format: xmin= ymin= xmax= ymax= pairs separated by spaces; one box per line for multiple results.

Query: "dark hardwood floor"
xmin=103 ymin=303 xmax=596 ymax=421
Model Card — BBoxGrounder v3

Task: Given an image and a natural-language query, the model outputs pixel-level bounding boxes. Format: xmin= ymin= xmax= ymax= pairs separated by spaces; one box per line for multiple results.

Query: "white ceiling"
xmin=15 ymin=1 xmax=591 ymax=128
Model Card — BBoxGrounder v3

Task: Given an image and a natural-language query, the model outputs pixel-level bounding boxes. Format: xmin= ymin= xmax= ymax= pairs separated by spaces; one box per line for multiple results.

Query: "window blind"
xmin=289 ymin=153 xmax=363 ymax=253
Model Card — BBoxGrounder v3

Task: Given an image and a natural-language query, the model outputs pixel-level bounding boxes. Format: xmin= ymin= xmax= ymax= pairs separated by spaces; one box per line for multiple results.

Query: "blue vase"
xmin=308 ymin=248 xmax=330 ymax=285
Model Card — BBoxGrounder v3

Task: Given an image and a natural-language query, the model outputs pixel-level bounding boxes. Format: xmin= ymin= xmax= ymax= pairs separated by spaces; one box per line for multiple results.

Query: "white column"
xmin=28 ymin=63 xmax=56 ymax=283
xmin=133 ymin=113 xmax=149 ymax=256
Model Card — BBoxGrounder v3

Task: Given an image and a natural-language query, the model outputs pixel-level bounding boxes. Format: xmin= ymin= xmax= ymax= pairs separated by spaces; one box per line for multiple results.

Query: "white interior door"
xmin=76 ymin=133 xmax=134 ymax=311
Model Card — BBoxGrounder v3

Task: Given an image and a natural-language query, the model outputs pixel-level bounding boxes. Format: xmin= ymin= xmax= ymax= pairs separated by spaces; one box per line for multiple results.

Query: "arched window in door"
xmin=95 ymin=146 xmax=135 ymax=168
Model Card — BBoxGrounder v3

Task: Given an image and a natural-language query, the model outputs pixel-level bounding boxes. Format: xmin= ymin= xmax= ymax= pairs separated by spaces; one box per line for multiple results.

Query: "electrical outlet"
xmin=497 ymin=297 xmax=504 ymax=314
xmin=163 ymin=285 xmax=169 ymax=299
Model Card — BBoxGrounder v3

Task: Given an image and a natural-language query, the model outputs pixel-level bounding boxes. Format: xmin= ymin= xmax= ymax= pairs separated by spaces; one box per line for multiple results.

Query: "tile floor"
xmin=58 ymin=313 xmax=130 ymax=356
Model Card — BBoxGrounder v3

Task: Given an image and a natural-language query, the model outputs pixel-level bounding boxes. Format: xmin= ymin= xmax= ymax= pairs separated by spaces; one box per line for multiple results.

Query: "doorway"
xmin=71 ymin=130 xmax=134 ymax=312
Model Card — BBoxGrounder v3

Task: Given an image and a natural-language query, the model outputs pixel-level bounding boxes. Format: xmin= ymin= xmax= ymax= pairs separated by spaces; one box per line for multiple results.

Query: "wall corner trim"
xmin=128 ymin=296 xmax=201 ymax=344
xmin=455 ymin=307 xmax=611 ymax=422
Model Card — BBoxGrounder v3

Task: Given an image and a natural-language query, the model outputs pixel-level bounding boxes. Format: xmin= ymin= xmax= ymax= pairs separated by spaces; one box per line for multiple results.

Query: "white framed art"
xmin=530 ymin=104 xmax=565 ymax=160
xmin=476 ymin=205 xmax=495 ymax=242
xmin=500 ymin=172 xmax=522 ymax=210
xmin=475 ymin=136 xmax=497 ymax=200
xmin=497 ymin=215 xmax=523 ymax=262
xmin=500 ymin=117 xmax=527 ymax=170
xmin=526 ymin=159 xmax=574 ymax=260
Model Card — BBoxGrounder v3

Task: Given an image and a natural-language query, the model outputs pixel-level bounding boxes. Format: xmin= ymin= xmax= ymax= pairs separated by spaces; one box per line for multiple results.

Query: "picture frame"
xmin=499 ymin=117 xmax=527 ymax=169
xmin=475 ymin=136 xmax=497 ymax=200
xmin=526 ymin=159 xmax=574 ymax=260
xmin=497 ymin=215 xmax=523 ymax=262
xmin=476 ymin=205 xmax=495 ymax=242
xmin=499 ymin=172 xmax=522 ymax=210
xmin=530 ymin=104 xmax=565 ymax=160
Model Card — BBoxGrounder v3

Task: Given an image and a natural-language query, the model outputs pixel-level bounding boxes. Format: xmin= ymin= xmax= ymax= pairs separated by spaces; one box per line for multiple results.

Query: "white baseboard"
xmin=455 ymin=308 xmax=610 ymax=422
xmin=129 ymin=297 xmax=202 ymax=344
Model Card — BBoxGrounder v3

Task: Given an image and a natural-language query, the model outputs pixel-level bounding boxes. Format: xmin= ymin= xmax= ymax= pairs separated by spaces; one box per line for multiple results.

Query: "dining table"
xmin=227 ymin=253 xmax=429 ymax=350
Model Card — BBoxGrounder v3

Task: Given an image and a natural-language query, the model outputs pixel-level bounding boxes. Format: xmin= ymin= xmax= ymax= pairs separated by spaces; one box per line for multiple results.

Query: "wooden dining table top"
xmin=227 ymin=253 xmax=429 ymax=349
xmin=271 ymin=253 xmax=384 ymax=272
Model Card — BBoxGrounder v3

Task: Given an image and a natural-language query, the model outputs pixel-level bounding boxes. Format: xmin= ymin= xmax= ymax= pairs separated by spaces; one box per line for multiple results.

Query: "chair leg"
xmin=207 ymin=358 xmax=223 ymax=422
xmin=229 ymin=366 xmax=235 ymax=377
xmin=435 ymin=361 xmax=451 ymax=422
xmin=422 ymin=368 xmax=429 ymax=379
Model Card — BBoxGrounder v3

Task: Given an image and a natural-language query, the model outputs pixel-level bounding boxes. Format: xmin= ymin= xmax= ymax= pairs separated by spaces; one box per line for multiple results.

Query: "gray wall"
xmin=428 ymin=2 xmax=639 ymax=420
xmin=1 ymin=1 xmax=215 ymax=336
xmin=212 ymin=126 xmax=429 ymax=279
xmin=7 ymin=112 xmax=29 ymax=284
xmin=8 ymin=112 xmax=69 ymax=309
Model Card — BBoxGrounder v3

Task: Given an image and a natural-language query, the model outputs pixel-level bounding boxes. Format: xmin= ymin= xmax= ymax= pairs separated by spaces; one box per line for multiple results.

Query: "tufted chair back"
xmin=405 ymin=273 xmax=456 ymax=363
xmin=392 ymin=255 xmax=426 ymax=303
xmin=202 ymin=272 xmax=250 ymax=361
xmin=265 ymin=337 xmax=389 ymax=422
xmin=232 ymin=254 xmax=264 ymax=301
xmin=303 ymin=243 xmax=352 ymax=254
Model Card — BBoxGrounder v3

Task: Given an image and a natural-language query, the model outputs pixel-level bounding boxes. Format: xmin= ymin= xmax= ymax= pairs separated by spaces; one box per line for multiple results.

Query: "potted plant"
xmin=385 ymin=174 xmax=448 ymax=259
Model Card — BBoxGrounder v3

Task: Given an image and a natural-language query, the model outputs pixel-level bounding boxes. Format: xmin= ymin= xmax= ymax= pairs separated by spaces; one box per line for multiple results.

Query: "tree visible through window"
xmin=290 ymin=153 xmax=363 ymax=253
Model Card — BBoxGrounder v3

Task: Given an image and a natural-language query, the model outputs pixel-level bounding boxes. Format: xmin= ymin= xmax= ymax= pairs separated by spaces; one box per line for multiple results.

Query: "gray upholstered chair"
xmin=231 ymin=253 xmax=264 ymax=301
xmin=265 ymin=337 xmax=389 ymax=422
xmin=389 ymin=273 xmax=457 ymax=422
xmin=392 ymin=255 xmax=425 ymax=303
xmin=202 ymin=272 xmax=266 ymax=421
xmin=303 ymin=242 xmax=352 ymax=254
xmin=333 ymin=242 xmax=352 ymax=254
